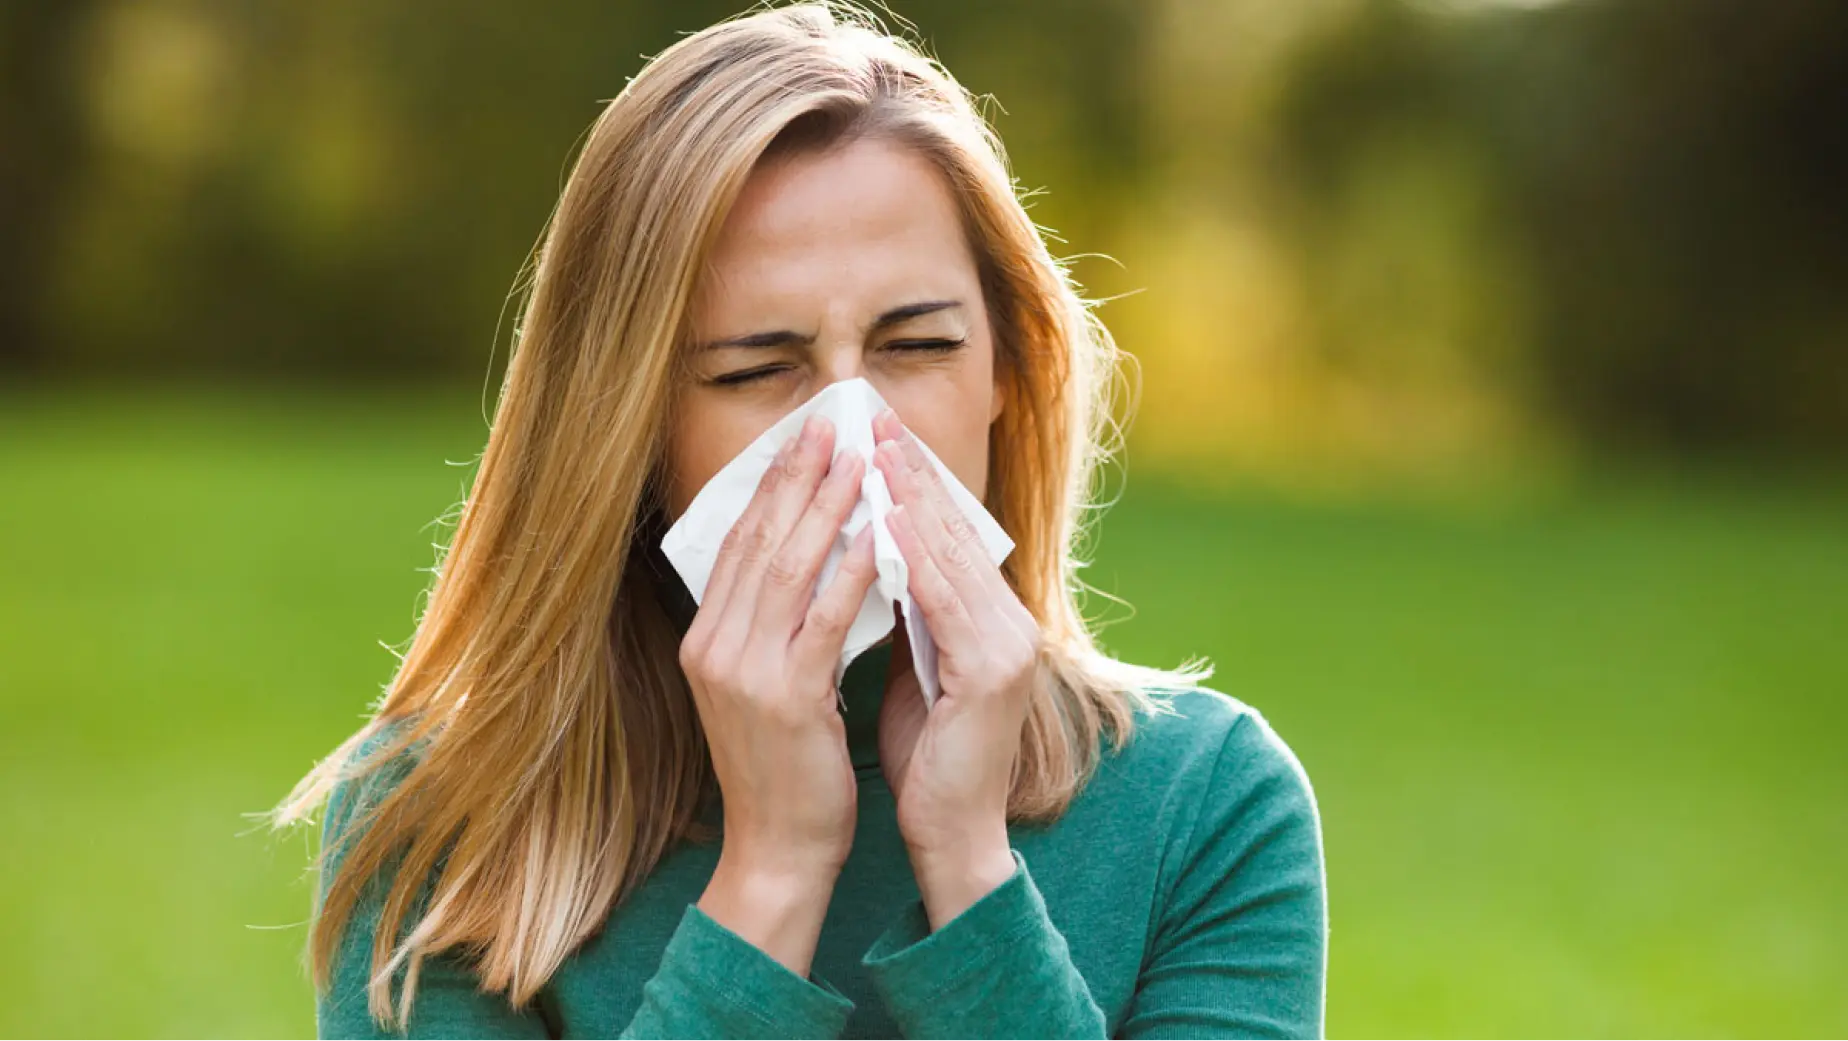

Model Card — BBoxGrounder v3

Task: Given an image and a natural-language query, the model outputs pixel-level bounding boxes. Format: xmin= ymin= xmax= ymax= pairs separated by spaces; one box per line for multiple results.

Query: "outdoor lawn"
xmin=3 ymin=386 xmax=1842 ymax=1037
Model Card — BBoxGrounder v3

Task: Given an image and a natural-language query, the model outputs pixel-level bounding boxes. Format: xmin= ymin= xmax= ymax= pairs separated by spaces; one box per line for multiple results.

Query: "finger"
xmin=711 ymin=415 xmax=836 ymax=655
xmin=885 ymin=502 xmax=982 ymax=653
xmin=873 ymin=409 xmax=964 ymax=523
xmin=871 ymin=421 xmax=1040 ymax=655
xmin=756 ymin=447 xmax=866 ymax=638
xmin=873 ymin=435 xmax=1005 ymax=623
xmin=790 ymin=524 xmax=879 ymax=682
xmin=882 ymin=413 xmax=1036 ymax=643
xmin=697 ymin=423 xmax=802 ymax=618
xmin=872 ymin=410 xmax=996 ymax=575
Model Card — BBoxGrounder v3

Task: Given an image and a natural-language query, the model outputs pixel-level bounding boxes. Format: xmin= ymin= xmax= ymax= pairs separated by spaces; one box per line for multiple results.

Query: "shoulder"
xmin=1114 ymin=684 xmax=1326 ymax=934
xmin=1111 ymin=685 xmax=1318 ymax=808
xmin=321 ymin=718 xmax=432 ymax=870
xmin=1088 ymin=684 xmax=1323 ymax=874
xmin=315 ymin=719 xmax=447 ymax=956
xmin=1100 ymin=687 xmax=1329 ymax=1037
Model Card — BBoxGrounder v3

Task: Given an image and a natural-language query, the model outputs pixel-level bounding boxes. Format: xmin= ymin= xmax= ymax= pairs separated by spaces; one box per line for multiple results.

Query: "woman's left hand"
xmin=871 ymin=408 xmax=1042 ymax=930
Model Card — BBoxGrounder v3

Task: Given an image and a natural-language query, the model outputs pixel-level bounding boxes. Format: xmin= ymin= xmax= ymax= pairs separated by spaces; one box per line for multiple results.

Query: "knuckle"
xmin=819 ymin=487 xmax=853 ymax=520
xmin=765 ymin=549 xmax=805 ymax=588
xmin=717 ymin=523 xmax=744 ymax=558
xmin=781 ymin=441 xmax=812 ymax=479
xmin=941 ymin=538 xmax=974 ymax=573
xmin=808 ymin=599 xmax=850 ymax=635
xmin=761 ymin=451 xmax=801 ymax=494
xmin=737 ymin=662 xmax=790 ymax=704
xmin=678 ymin=637 xmax=704 ymax=677
xmin=682 ymin=642 xmax=732 ymax=687
xmin=943 ymin=510 xmax=979 ymax=547
xmin=740 ymin=523 xmax=777 ymax=562
xmin=736 ymin=676 xmax=770 ymax=705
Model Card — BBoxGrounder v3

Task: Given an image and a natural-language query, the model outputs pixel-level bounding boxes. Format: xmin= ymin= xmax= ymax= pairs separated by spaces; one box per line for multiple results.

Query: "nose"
xmin=814 ymin=341 xmax=869 ymax=388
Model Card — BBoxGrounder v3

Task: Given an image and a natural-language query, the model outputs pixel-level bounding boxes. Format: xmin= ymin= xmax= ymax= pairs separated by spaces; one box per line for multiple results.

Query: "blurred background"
xmin=2 ymin=0 xmax=1844 ymax=1035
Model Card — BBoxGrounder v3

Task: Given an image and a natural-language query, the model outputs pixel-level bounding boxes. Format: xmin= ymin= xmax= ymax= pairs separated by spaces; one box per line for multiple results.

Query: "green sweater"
xmin=316 ymin=639 xmax=1327 ymax=1038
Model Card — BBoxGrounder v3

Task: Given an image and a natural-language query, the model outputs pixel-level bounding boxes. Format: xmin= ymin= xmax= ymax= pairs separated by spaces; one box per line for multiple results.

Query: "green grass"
xmin=3 ymin=386 xmax=1844 ymax=1037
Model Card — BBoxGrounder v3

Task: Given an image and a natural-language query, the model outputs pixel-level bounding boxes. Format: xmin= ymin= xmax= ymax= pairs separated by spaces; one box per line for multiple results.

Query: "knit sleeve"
xmin=860 ymin=847 xmax=1107 ymax=1037
xmin=856 ymin=707 xmax=1325 ymax=1040
xmin=313 ymin=734 xmax=855 ymax=1040
xmin=1117 ymin=709 xmax=1329 ymax=1039
xmin=618 ymin=904 xmax=854 ymax=1038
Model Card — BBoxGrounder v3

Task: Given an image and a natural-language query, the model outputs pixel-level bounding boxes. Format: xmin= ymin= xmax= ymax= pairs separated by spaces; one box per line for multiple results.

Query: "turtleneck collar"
xmin=839 ymin=635 xmax=893 ymax=771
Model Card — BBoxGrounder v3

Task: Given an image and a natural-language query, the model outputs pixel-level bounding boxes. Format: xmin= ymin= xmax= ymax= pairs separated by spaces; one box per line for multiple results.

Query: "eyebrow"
xmin=697 ymin=300 xmax=964 ymax=352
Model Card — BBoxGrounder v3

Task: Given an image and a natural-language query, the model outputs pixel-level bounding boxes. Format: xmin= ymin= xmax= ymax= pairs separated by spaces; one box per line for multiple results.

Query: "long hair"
xmin=272 ymin=0 xmax=1211 ymax=1027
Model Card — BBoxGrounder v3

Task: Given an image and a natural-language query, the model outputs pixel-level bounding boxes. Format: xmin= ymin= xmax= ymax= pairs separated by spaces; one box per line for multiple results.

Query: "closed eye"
xmin=708 ymin=339 xmax=967 ymax=387
xmin=886 ymin=338 xmax=967 ymax=353
xmin=710 ymin=364 xmax=793 ymax=387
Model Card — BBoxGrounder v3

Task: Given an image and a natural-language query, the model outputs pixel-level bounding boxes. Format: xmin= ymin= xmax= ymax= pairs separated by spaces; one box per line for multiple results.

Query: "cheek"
xmin=910 ymin=343 xmax=999 ymax=499
xmin=663 ymin=406 xmax=742 ymax=522
xmin=931 ymin=420 xmax=995 ymax=504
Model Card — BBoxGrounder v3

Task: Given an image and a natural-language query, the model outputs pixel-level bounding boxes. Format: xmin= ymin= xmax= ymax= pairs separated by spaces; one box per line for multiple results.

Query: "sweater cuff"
xmin=861 ymin=848 xmax=1057 ymax=1031
xmin=662 ymin=902 xmax=854 ymax=1038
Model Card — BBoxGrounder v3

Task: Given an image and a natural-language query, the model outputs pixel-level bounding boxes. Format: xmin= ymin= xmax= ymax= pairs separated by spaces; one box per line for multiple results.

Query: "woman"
xmin=277 ymin=3 xmax=1327 ymax=1037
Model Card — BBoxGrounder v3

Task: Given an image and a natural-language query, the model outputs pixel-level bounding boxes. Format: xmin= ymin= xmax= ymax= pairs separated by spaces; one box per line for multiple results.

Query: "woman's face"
xmin=665 ymin=136 xmax=1004 ymax=522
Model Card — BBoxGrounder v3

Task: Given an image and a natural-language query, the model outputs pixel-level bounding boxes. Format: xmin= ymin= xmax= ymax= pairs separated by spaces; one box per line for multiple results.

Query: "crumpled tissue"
xmin=660 ymin=377 xmax=1013 ymax=708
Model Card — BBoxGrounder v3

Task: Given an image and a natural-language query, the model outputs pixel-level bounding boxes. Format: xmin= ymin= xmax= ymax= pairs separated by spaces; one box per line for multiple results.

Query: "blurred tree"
xmin=1500 ymin=0 xmax=1848 ymax=455
xmin=0 ymin=0 xmax=102 ymax=373
xmin=14 ymin=0 xmax=1146 ymax=386
xmin=1277 ymin=0 xmax=1848 ymax=456
xmin=3 ymin=0 xmax=1844 ymax=465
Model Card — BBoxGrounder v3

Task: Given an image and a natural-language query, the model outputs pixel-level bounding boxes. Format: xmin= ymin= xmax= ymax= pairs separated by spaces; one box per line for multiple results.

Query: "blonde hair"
xmin=273 ymin=0 xmax=1210 ymax=1028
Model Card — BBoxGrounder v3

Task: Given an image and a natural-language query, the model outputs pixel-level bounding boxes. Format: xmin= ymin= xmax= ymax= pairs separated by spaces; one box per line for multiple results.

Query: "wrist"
xmin=698 ymin=852 xmax=839 ymax=976
xmin=706 ymin=846 xmax=840 ymax=913
xmin=907 ymin=829 xmax=1016 ymax=932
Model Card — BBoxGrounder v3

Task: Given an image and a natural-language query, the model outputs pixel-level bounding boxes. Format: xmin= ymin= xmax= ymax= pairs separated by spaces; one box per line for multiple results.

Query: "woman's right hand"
xmin=678 ymin=413 xmax=878 ymax=973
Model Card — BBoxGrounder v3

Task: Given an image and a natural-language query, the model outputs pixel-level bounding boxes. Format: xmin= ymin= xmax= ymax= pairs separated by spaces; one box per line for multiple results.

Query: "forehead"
xmin=695 ymin=137 xmax=977 ymax=321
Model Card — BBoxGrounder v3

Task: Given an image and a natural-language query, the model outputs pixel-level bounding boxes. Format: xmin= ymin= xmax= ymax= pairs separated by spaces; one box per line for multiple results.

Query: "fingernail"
xmin=801 ymin=414 xmax=823 ymax=445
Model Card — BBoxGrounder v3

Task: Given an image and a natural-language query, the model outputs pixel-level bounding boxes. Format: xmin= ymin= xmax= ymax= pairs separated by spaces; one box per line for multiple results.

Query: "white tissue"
xmin=660 ymin=377 xmax=1014 ymax=708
